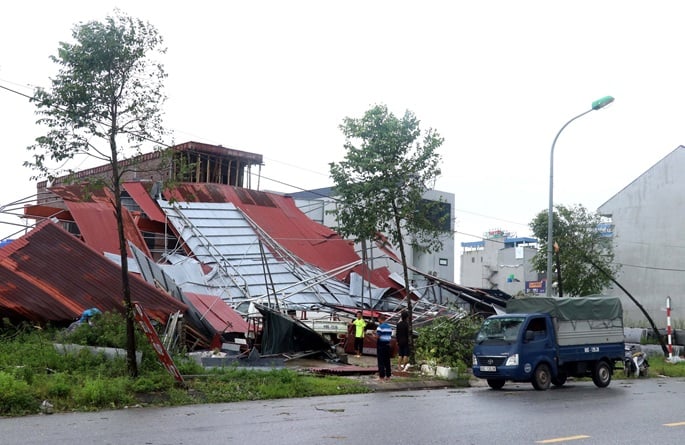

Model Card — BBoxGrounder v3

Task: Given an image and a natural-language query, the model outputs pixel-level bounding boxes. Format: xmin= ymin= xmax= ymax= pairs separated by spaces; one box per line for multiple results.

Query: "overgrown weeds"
xmin=0 ymin=314 xmax=368 ymax=417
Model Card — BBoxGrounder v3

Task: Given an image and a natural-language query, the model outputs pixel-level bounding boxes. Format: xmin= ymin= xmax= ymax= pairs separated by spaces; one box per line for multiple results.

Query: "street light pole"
xmin=546 ymin=96 xmax=614 ymax=296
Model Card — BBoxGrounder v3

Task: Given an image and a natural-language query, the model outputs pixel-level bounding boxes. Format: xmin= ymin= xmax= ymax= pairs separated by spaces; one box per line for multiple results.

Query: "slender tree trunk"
xmin=110 ymin=133 xmax=138 ymax=378
xmin=392 ymin=202 xmax=415 ymax=363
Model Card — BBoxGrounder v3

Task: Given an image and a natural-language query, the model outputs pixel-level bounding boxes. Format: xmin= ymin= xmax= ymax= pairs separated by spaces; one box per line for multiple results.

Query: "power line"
xmin=0 ymin=79 xmax=173 ymax=150
xmin=1 ymin=77 xmax=511 ymax=235
xmin=0 ymin=81 xmax=35 ymax=101
xmin=616 ymin=262 xmax=685 ymax=273
xmin=1 ymin=79 xmax=332 ymax=196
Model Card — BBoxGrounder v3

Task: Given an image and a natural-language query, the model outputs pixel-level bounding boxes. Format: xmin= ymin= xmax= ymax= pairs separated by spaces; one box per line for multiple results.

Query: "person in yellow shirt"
xmin=349 ymin=311 xmax=367 ymax=357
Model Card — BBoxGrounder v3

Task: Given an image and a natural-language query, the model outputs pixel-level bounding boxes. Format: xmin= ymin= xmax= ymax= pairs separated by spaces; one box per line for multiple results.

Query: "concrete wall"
xmin=598 ymin=146 xmax=685 ymax=326
xmin=460 ymin=240 xmax=499 ymax=288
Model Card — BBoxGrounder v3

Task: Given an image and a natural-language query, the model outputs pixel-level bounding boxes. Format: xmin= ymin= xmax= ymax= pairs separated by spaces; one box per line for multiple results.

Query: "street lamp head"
xmin=591 ymin=96 xmax=615 ymax=110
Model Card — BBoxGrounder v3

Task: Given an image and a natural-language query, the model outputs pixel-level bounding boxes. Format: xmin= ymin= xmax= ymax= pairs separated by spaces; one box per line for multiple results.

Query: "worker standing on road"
xmin=349 ymin=311 xmax=367 ymax=357
xmin=396 ymin=310 xmax=410 ymax=371
xmin=375 ymin=313 xmax=393 ymax=381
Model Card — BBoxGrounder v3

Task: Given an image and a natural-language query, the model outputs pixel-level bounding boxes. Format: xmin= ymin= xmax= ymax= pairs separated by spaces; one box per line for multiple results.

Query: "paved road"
xmin=4 ymin=377 xmax=685 ymax=444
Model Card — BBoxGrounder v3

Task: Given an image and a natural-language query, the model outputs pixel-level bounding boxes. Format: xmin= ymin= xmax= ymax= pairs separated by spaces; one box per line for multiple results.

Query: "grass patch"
xmin=189 ymin=368 xmax=369 ymax=404
xmin=0 ymin=316 xmax=370 ymax=417
xmin=645 ymin=356 xmax=685 ymax=377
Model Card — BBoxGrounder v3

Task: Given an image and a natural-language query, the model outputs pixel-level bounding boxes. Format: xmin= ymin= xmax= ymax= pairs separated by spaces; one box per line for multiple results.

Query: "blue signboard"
xmin=525 ymin=280 xmax=546 ymax=294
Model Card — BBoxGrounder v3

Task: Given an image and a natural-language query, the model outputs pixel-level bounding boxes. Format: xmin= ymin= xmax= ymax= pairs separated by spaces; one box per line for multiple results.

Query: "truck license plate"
xmin=480 ymin=366 xmax=496 ymax=372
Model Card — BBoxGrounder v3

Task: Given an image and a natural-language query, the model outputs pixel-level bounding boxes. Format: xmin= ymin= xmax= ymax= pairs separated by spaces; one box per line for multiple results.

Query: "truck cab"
xmin=472 ymin=313 xmax=559 ymax=390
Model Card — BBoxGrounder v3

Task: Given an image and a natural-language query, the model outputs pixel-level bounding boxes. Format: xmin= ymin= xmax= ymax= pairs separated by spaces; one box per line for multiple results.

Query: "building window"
xmin=471 ymin=257 xmax=475 ymax=263
xmin=417 ymin=199 xmax=452 ymax=232
xmin=439 ymin=258 xmax=448 ymax=266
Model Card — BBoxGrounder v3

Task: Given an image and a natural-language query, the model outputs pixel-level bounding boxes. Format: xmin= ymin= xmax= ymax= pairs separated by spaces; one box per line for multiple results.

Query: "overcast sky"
xmin=2 ymin=1 xmax=684 ymax=278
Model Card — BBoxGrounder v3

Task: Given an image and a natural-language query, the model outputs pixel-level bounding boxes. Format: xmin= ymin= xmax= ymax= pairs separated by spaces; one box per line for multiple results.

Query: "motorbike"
xmin=624 ymin=344 xmax=649 ymax=377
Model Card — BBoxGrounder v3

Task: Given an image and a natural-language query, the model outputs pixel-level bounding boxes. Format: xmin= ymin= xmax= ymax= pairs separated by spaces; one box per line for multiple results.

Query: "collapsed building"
xmin=1 ymin=141 xmax=510 ymax=360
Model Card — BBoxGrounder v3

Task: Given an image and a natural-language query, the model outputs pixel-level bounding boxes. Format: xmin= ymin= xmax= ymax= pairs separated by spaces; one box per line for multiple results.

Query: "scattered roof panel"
xmin=183 ymin=292 xmax=249 ymax=334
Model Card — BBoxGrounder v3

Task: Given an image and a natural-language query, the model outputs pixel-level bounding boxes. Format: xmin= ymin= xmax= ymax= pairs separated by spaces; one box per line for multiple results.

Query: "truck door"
xmin=521 ymin=316 xmax=557 ymax=374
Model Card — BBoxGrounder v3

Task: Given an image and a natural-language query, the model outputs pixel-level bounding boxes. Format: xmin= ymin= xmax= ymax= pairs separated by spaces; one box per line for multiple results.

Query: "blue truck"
xmin=472 ymin=296 xmax=625 ymax=390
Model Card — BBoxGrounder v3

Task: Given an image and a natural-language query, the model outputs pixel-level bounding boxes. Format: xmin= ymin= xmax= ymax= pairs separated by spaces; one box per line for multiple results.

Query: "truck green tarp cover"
xmin=505 ymin=296 xmax=622 ymax=321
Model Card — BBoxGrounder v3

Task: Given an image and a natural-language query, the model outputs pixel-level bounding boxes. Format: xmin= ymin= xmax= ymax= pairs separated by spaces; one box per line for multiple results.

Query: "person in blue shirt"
xmin=375 ymin=313 xmax=393 ymax=381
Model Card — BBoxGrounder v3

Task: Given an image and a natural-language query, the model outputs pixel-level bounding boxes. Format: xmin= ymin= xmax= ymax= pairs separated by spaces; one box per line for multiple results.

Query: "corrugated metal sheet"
xmin=157 ymin=199 xmax=357 ymax=309
xmin=128 ymin=243 xmax=246 ymax=338
xmin=49 ymin=185 xmax=151 ymax=257
xmin=162 ymin=183 xmax=400 ymax=293
xmin=183 ymin=292 xmax=249 ymax=334
xmin=0 ymin=221 xmax=187 ymax=323
xmin=162 ymin=201 xmax=264 ymax=264
xmin=48 ymin=184 xmax=109 ymax=202
xmin=164 ymin=186 xmax=348 ymax=266
xmin=123 ymin=182 xmax=167 ymax=223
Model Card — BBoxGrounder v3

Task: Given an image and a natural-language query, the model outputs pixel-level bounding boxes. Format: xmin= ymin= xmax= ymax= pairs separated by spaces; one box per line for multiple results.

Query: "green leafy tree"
xmin=25 ymin=10 xmax=168 ymax=377
xmin=414 ymin=315 xmax=482 ymax=371
xmin=530 ymin=204 xmax=618 ymax=297
xmin=330 ymin=104 xmax=447 ymax=360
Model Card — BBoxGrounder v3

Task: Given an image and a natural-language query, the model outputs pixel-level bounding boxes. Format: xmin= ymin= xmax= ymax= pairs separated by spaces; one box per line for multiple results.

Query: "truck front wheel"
xmin=487 ymin=379 xmax=505 ymax=390
xmin=592 ymin=360 xmax=612 ymax=388
xmin=532 ymin=363 xmax=551 ymax=390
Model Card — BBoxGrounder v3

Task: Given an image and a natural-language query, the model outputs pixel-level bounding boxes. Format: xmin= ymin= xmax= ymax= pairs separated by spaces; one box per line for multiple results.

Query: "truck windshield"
xmin=476 ymin=316 xmax=525 ymax=343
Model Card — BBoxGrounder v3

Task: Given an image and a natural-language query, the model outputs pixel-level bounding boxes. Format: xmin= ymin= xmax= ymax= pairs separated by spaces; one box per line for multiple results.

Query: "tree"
xmin=530 ymin=204 xmax=618 ymax=297
xmin=329 ymin=104 xmax=447 ymax=361
xmin=531 ymin=205 xmax=670 ymax=355
xmin=25 ymin=10 xmax=168 ymax=377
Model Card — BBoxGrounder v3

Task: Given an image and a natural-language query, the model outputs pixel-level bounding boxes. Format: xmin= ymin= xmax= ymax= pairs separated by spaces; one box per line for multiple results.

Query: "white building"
xmin=598 ymin=146 xmax=685 ymax=326
xmin=460 ymin=229 xmax=541 ymax=296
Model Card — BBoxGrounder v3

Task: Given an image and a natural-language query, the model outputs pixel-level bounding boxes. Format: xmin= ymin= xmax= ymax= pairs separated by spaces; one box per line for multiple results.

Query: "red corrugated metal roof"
xmin=123 ymin=182 xmax=167 ymax=223
xmin=63 ymin=201 xmax=151 ymax=257
xmin=45 ymin=185 xmax=151 ymax=257
xmin=0 ymin=221 xmax=186 ymax=323
xmin=183 ymin=292 xmax=249 ymax=334
xmin=21 ymin=204 xmax=71 ymax=220
xmin=49 ymin=184 xmax=109 ymax=202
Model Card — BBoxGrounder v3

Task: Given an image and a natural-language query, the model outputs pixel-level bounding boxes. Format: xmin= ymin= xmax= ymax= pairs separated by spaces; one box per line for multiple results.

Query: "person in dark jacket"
xmin=395 ymin=310 xmax=410 ymax=371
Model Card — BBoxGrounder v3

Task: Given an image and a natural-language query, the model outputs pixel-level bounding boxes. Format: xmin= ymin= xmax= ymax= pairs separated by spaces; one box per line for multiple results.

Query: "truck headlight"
xmin=505 ymin=354 xmax=519 ymax=366
xmin=472 ymin=354 xmax=477 ymax=366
